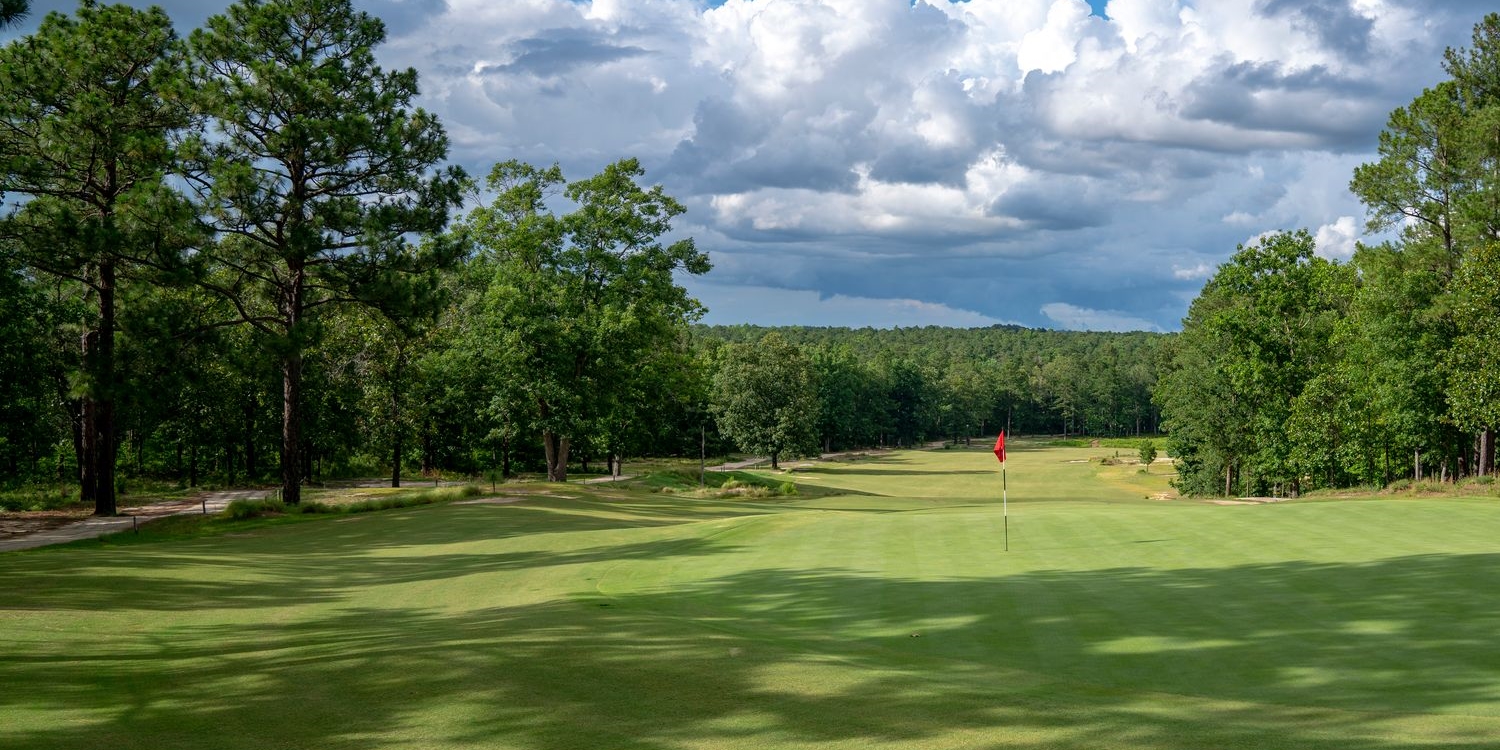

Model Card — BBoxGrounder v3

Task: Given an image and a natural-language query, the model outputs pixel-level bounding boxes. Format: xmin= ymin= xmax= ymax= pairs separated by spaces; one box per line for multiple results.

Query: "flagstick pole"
xmin=1002 ymin=457 xmax=1008 ymax=552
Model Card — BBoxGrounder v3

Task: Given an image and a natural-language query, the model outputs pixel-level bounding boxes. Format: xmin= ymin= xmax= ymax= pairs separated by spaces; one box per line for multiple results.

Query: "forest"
xmin=1155 ymin=15 xmax=1500 ymax=498
xmin=2 ymin=1 xmax=1499 ymax=512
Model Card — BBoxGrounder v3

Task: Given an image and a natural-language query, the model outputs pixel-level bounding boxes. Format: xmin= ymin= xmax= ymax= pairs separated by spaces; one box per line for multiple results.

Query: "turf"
xmin=5 ymin=442 xmax=1500 ymax=749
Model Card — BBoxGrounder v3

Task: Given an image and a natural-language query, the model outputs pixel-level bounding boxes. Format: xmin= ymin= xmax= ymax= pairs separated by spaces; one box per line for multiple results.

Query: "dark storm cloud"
xmin=866 ymin=143 xmax=975 ymax=186
xmin=987 ymin=178 xmax=1110 ymax=231
xmin=1179 ymin=61 xmax=1385 ymax=151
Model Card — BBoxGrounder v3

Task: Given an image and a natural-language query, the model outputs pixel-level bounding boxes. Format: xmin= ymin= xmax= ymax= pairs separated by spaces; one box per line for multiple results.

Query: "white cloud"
xmin=1172 ymin=262 xmax=1213 ymax=280
xmin=23 ymin=0 xmax=1457 ymax=331
xmin=1040 ymin=302 xmax=1163 ymax=332
xmin=688 ymin=281 xmax=1011 ymax=328
xmin=1314 ymin=216 xmax=1360 ymax=260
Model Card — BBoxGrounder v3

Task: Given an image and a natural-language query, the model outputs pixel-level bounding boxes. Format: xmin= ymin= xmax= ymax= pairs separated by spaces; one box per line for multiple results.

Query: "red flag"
xmin=992 ymin=432 xmax=1005 ymax=463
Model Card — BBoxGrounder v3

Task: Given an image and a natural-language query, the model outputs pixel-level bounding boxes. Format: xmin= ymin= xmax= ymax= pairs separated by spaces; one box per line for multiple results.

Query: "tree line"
xmin=25 ymin=2 xmax=1495 ymax=510
xmin=1156 ymin=14 xmax=1500 ymax=496
xmin=0 ymin=1 xmax=1169 ymax=516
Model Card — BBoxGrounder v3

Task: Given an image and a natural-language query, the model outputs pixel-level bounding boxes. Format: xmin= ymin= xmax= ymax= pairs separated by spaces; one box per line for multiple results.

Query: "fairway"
xmin=6 ymin=443 xmax=1500 ymax=749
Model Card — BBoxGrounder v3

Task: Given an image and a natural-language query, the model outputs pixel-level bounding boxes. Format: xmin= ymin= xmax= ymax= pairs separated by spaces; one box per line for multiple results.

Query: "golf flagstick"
xmin=993 ymin=432 xmax=1007 ymax=552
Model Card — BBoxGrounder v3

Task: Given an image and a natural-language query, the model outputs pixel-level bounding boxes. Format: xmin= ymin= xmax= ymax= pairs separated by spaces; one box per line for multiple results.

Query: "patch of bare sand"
xmin=0 ymin=509 xmax=88 ymax=538
xmin=1209 ymin=497 xmax=1288 ymax=506
xmin=454 ymin=497 xmax=531 ymax=506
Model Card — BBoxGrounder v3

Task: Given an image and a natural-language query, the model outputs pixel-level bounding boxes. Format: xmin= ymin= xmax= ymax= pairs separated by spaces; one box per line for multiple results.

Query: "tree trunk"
xmin=188 ymin=441 xmax=198 ymax=488
xmin=85 ymin=261 xmax=119 ymax=516
xmin=244 ymin=399 xmax=257 ymax=479
xmin=65 ymin=396 xmax=85 ymax=493
xmin=501 ymin=434 xmax=511 ymax=479
xmin=771 ymin=451 xmax=780 ymax=470
xmin=281 ymin=349 xmax=303 ymax=504
xmin=421 ymin=418 xmax=434 ymax=474
xmin=79 ymin=371 xmax=97 ymax=507
xmin=390 ymin=352 xmax=405 ymax=488
xmin=543 ymin=431 xmax=569 ymax=482
xmin=1481 ymin=429 xmax=1496 ymax=477
xmin=392 ymin=431 xmax=403 ymax=488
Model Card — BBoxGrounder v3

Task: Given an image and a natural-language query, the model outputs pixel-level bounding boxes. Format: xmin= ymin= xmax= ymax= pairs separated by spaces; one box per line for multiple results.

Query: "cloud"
xmin=9 ymin=0 xmax=1482 ymax=331
xmin=1314 ymin=215 xmax=1360 ymax=259
xmin=489 ymin=33 xmax=651 ymax=78
xmin=1040 ymin=302 xmax=1163 ymax=332
xmin=687 ymin=281 xmax=1011 ymax=328
xmin=1173 ymin=263 xmax=1213 ymax=280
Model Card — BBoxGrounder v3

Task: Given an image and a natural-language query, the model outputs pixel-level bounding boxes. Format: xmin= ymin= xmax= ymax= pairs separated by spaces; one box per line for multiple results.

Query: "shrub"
xmin=779 ymin=481 xmax=798 ymax=496
xmin=226 ymin=499 xmax=287 ymax=520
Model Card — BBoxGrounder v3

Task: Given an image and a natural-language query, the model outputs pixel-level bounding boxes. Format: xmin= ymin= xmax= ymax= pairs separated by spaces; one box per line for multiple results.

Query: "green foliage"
xmin=710 ymin=333 xmax=819 ymax=470
xmin=1157 ymin=231 xmax=1352 ymax=496
xmin=184 ymin=0 xmax=464 ymax=503
xmin=1138 ymin=440 xmax=1158 ymax=471
xmin=0 ymin=485 xmax=78 ymax=512
xmin=0 ymin=1 xmax=198 ymax=514
xmin=1446 ymin=243 xmax=1500 ymax=434
xmin=456 ymin=158 xmax=709 ymax=482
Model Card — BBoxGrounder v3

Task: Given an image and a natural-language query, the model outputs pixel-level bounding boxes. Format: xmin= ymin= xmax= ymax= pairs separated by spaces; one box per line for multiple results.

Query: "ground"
xmin=4 ymin=440 xmax=1500 ymax=750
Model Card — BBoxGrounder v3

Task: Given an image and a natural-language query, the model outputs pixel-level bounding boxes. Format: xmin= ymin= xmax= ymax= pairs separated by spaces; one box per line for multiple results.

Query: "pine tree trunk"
xmin=280 ymin=263 xmax=306 ymax=504
xmin=80 ymin=371 xmax=97 ymax=507
xmin=390 ymin=351 xmax=405 ymax=488
xmin=87 ymin=262 xmax=118 ymax=516
xmin=1482 ymin=429 xmax=1496 ymax=477
xmin=281 ymin=350 xmax=303 ymax=504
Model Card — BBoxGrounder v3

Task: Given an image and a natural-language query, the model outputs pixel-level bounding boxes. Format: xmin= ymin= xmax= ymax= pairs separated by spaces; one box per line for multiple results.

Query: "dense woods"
xmin=4 ymin=2 xmax=1500 ymax=509
xmin=1157 ymin=15 xmax=1500 ymax=497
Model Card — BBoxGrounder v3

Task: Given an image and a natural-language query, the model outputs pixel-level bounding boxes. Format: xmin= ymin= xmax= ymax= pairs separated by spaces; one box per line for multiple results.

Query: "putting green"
xmin=4 ymin=443 xmax=1500 ymax=749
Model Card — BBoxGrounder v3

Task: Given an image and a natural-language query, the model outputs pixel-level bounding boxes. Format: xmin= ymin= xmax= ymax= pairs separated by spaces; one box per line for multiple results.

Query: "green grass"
xmin=5 ymin=441 xmax=1500 ymax=749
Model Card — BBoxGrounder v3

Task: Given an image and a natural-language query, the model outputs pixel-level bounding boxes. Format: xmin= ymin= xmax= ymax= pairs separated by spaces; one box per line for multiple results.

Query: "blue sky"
xmin=14 ymin=0 xmax=1489 ymax=331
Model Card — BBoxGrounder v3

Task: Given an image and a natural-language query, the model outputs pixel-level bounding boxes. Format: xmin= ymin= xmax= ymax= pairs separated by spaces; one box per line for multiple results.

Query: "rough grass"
xmin=636 ymin=468 xmax=804 ymax=499
xmin=4 ymin=443 xmax=1500 ymax=749
xmin=226 ymin=484 xmax=483 ymax=519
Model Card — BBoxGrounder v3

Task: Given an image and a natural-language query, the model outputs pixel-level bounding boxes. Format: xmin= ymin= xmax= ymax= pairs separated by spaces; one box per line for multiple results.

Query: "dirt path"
xmin=708 ymin=448 xmax=901 ymax=472
xmin=579 ymin=475 xmax=636 ymax=484
xmin=0 ymin=488 xmax=272 ymax=553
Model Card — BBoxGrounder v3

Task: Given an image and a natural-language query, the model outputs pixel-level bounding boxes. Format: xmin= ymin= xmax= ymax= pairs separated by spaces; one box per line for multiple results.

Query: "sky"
xmin=12 ymin=0 xmax=1492 ymax=331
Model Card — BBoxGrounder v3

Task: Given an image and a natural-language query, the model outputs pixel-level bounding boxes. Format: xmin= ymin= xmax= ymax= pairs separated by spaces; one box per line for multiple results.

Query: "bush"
xmin=0 ymin=486 xmax=81 ymax=512
xmin=226 ymin=499 xmax=287 ymax=520
xmin=779 ymin=481 xmax=798 ymax=496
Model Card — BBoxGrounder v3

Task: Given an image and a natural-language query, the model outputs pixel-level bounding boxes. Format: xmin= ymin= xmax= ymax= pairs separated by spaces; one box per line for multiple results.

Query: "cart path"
xmin=0 ymin=488 xmax=272 ymax=553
